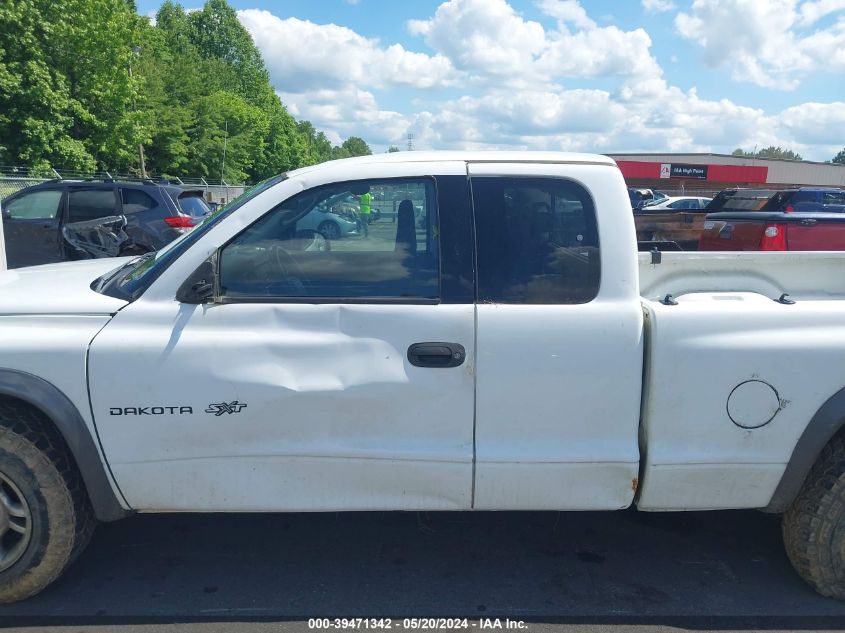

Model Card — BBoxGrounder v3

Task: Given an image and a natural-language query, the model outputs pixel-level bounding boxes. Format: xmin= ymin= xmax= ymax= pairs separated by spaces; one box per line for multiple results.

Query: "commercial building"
xmin=607 ymin=153 xmax=845 ymax=196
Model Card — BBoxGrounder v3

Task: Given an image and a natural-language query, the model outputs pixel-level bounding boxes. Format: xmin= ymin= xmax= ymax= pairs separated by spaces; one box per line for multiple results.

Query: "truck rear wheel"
xmin=0 ymin=400 xmax=95 ymax=603
xmin=783 ymin=433 xmax=845 ymax=600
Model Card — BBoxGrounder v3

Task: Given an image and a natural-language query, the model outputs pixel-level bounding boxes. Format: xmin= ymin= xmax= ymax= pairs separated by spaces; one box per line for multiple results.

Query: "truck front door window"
xmin=219 ymin=179 xmax=439 ymax=301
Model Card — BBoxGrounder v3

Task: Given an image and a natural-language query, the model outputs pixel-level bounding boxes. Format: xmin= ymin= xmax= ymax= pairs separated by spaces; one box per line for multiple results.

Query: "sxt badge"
xmin=205 ymin=401 xmax=248 ymax=416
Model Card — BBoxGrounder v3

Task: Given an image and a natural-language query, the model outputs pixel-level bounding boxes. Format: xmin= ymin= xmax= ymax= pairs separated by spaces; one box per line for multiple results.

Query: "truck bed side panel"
xmin=638 ymin=293 xmax=845 ymax=510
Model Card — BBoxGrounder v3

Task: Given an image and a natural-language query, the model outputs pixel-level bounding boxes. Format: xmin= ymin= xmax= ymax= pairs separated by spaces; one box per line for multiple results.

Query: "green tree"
xmin=186 ymin=90 xmax=267 ymax=183
xmin=387 ymin=146 xmax=401 ymax=153
xmin=757 ymin=146 xmax=803 ymax=161
xmin=832 ymin=148 xmax=845 ymax=164
xmin=188 ymin=0 xmax=270 ymax=107
xmin=732 ymin=146 xmax=803 ymax=161
xmin=0 ymin=0 xmax=145 ymax=171
xmin=341 ymin=136 xmax=372 ymax=157
xmin=134 ymin=15 xmax=193 ymax=174
xmin=252 ymin=100 xmax=306 ymax=179
xmin=0 ymin=0 xmax=371 ymax=180
xmin=297 ymin=120 xmax=334 ymax=165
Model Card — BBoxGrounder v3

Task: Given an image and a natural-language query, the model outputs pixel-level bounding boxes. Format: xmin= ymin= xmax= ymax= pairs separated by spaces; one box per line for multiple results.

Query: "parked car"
xmin=298 ymin=205 xmax=361 ymax=239
xmin=628 ymin=187 xmax=668 ymax=210
xmin=2 ymin=152 xmax=845 ymax=602
xmin=700 ymin=187 xmax=845 ymax=251
xmin=294 ymin=192 xmax=363 ymax=239
xmin=1 ymin=178 xmax=210 ymax=268
xmin=640 ymin=196 xmax=712 ymax=211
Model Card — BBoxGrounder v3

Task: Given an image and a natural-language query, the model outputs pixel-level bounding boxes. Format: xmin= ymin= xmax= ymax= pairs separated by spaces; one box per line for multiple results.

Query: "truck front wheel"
xmin=0 ymin=400 xmax=95 ymax=603
xmin=783 ymin=433 xmax=845 ymax=599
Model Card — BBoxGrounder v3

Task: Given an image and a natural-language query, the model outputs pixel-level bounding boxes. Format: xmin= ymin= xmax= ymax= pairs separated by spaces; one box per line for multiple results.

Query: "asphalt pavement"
xmin=1 ymin=508 xmax=845 ymax=630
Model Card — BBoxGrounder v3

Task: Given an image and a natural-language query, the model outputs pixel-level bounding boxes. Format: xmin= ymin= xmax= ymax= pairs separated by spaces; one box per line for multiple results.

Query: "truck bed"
xmin=638 ymin=250 xmax=845 ymax=301
xmin=636 ymin=250 xmax=845 ymax=510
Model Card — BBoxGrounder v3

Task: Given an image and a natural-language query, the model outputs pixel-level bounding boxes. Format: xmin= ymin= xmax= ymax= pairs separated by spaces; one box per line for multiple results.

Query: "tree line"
xmin=733 ymin=146 xmax=845 ymax=164
xmin=0 ymin=0 xmax=372 ymax=183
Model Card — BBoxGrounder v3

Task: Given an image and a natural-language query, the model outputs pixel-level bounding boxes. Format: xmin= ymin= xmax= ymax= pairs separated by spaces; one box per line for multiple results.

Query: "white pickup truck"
xmin=1 ymin=152 xmax=844 ymax=602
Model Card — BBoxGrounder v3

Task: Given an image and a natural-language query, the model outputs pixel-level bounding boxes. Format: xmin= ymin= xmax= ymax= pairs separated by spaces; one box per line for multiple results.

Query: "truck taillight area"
xmin=760 ymin=223 xmax=787 ymax=250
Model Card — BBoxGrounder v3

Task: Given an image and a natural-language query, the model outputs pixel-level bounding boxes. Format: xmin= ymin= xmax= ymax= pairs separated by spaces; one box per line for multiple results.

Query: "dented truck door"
xmin=87 ymin=165 xmax=477 ymax=512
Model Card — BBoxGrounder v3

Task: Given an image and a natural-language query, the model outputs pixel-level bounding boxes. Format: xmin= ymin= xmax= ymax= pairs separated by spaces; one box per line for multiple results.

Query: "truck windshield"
xmin=94 ymin=174 xmax=288 ymax=301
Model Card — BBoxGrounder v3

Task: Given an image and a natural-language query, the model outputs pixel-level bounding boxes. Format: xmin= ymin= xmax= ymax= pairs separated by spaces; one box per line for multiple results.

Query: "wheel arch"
xmin=766 ymin=385 xmax=845 ymax=513
xmin=0 ymin=369 xmax=131 ymax=522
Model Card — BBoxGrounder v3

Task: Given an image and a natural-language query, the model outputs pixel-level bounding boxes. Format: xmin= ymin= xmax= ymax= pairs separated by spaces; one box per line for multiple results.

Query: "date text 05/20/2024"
xmin=307 ymin=619 xmax=528 ymax=630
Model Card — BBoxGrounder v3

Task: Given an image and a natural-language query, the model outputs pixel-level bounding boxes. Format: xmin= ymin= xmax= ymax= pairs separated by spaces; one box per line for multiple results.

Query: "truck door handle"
xmin=407 ymin=342 xmax=465 ymax=368
xmin=800 ymin=218 xmax=817 ymax=226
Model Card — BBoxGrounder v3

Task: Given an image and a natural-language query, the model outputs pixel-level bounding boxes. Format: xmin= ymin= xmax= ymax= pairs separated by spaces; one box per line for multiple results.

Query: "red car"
xmin=699 ymin=188 xmax=845 ymax=250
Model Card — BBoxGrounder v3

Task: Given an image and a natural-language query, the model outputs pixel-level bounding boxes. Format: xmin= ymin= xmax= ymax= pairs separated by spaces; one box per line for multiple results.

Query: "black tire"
xmin=318 ymin=221 xmax=341 ymax=240
xmin=783 ymin=433 xmax=845 ymax=599
xmin=0 ymin=399 xmax=95 ymax=603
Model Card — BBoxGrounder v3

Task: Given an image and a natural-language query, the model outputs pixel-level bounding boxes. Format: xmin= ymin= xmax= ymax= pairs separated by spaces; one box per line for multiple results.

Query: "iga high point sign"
xmin=666 ymin=164 xmax=708 ymax=179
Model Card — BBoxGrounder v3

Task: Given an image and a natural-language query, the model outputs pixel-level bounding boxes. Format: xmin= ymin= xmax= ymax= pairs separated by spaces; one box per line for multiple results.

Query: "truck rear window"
xmin=707 ymin=189 xmax=775 ymax=212
xmin=472 ymin=177 xmax=600 ymax=304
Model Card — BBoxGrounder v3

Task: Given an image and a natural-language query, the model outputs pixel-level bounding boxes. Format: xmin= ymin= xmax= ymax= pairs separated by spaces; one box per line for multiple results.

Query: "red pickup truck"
xmin=700 ymin=188 xmax=845 ymax=251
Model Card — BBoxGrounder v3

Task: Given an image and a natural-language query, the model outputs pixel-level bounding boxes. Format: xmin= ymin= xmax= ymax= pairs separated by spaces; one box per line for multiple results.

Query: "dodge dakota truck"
xmin=1 ymin=152 xmax=845 ymax=602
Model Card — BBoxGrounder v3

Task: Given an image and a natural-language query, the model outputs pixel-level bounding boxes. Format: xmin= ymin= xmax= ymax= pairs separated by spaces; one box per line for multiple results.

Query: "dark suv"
xmin=1 ymin=178 xmax=210 ymax=268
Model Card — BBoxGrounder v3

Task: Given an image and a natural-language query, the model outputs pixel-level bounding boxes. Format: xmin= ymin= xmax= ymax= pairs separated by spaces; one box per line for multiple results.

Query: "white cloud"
xmin=675 ymin=0 xmax=845 ymax=89
xmin=798 ymin=0 xmax=845 ymax=24
xmin=407 ymin=0 xmax=547 ymax=78
xmin=642 ymin=0 xmax=676 ymax=12
xmin=237 ymin=0 xmax=844 ymax=160
xmin=535 ymin=0 xmax=596 ymax=29
xmin=408 ymin=0 xmax=661 ymax=83
xmin=538 ymin=25 xmax=661 ymax=80
xmin=277 ymin=87 xmax=410 ymax=146
xmin=778 ymin=101 xmax=845 ymax=145
xmin=405 ymin=81 xmax=845 ymax=159
xmin=238 ymin=9 xmax=458 ymax=91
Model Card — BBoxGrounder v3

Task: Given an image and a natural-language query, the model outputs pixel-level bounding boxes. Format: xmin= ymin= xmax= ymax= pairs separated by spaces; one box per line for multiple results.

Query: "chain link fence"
xmin=0 ymin=167 xmax=247 ymax=204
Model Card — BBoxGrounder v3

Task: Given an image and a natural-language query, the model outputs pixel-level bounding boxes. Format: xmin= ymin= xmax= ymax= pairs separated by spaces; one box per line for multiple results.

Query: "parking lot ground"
xmin=1 ymin=509 xmax=844 ymax=630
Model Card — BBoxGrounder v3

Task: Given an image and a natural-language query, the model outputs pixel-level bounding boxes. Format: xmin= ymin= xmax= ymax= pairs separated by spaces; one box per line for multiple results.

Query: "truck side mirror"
xmin=176 ymin=257 xmax=216 ymax=304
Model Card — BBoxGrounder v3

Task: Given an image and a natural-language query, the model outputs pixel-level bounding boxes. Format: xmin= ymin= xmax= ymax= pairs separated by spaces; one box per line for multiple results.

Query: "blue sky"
xmin=137 ymin=0 xmax=845 ymax=160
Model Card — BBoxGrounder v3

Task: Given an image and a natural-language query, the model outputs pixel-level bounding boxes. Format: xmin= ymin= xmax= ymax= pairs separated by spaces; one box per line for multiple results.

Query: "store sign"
xmin=669 ymin=164 xmax=708 ymax=179
xmin=659 ymin=163 xmax=671 ymax=179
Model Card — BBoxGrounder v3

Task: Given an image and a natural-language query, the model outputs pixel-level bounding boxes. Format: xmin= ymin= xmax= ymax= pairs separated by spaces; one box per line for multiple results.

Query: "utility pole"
xmin=129 ymin=45 xmax=147 ymax=178
xmin=0 ymin=196 xmax=6 ymax=272
xmin=221 ymin=120 xmax=228 ymax=184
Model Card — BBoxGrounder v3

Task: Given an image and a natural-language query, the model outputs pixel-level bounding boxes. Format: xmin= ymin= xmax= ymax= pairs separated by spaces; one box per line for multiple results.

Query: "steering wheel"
xmin=272 ymin=244 xmax=311 ymax=294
